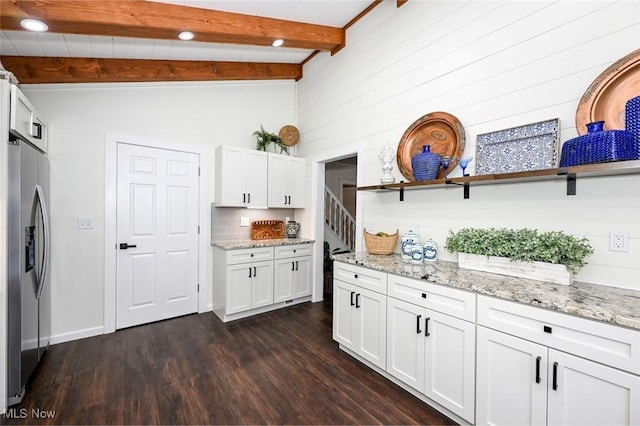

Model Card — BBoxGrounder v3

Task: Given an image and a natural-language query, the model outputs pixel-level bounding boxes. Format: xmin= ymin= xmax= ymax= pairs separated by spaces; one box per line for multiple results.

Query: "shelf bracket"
xmin=445 ymin=180 xmax=470 ymax=199
xmin=379 ymin=184 xmax=404 ymax=202
xmin=566 ymin=173 xmax=576 ymax=196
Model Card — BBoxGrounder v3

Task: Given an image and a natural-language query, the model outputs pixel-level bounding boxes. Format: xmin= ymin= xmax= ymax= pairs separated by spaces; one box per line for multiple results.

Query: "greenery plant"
xmin=253 ymin=125 xmax=289 ymax=154
xmin=444 ymin=228 xmax=594 ymax=274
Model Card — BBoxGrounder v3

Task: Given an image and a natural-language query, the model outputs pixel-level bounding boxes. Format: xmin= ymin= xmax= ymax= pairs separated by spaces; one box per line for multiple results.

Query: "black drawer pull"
xmin=253 ymin=266 xmax=256 ymax=277
xmin=243 ymin=193 xmax=246 ymax=203
xmin=544 ymin=325 xmax=552 ymax=334
xmin=291 ymin=261 xmax=295 ymax=271
xmin=350 ymin=291 xmax=355 ymax=306
xmin=425 ymin=317 xmax=431 ymax=337
xmin=552 ymin=362 xmax=558 ymax=390
xmin=535 ymin=356 xmax=541 ymax=384
xmin=354 ymin=274 xmax=358 ymax=279
xmin=249 ymin=267 xmax=252 ymax=278
xmin=416 ymin=315 xmax=422 ymax=334
xmin=355 ymin=293 xmax=360 ymax=308
xmin=421 ymin=293 xmax=427 ymax=299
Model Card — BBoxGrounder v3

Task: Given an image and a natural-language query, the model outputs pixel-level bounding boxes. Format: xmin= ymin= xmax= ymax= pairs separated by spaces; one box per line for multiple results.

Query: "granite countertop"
xmin=212 ymin=238 xmax=315 ymax=250
xmin=333 ymin=252 xmax=640 ymax=331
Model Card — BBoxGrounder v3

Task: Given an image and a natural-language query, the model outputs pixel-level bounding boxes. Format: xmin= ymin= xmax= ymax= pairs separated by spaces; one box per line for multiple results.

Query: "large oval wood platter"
xmin=576 ymin=48 xmax=640 ymax=134
xmin=397 ymin=111 xmax=466 ymax=181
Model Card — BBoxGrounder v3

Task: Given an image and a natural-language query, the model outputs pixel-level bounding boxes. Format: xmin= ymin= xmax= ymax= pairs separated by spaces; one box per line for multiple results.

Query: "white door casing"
xmin=116 ymin=143 xmax=199 ymax=329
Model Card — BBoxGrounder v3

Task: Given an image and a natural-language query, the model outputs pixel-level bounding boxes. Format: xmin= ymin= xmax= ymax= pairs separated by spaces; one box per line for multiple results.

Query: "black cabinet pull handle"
xmin=425 ymin=317 xmax=431 ymax=337
xmin=536 ymin=356 xmax=541 ymax=384
xmin=243 ymin=193 xmax=246 ymax=203
xmin=32 ymin=122 xmax=43 ymax=139
xmin=292 ymin=261 xmax=295 ymax=271
xmin=350 ymin=291 xmax=355 ymax=306
xmin=295 ymin=261 xmax=299 ymax=271
xmin=253 ymin=266 xmax=256 ymax=277
xmin=544 ymin=325 xmax=552 ymax=334
xmin=119 ymin=243 xmax=137 ymax=249
xmin=354 ymin=274 xmax=358 ymax=279
xmin=416 ymin=315 xmax=422 ymax=334
xmin=247 ymin=193 xmax=251 ymax=203
xmin=421 ymin=293 xmax=427 ymax=299
xmin=355 ymin=293 xmax=360 ymax=308
xmin=249 ymin=267 xmax=252 ymax=278
xmin=288 ymin=196 xmax=291 ymax=204
xmin=284 ymin=195 xmax=287 ymax=204
xmin=250 ymin=253 xmax=254 ymax=257
xmin=552 ymin=362 xmax=558 ymax=390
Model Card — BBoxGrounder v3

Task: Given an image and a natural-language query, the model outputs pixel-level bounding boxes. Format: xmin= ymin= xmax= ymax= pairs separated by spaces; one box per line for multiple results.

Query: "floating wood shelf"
xmin=357 ymin=160 xmax=640 ymax=200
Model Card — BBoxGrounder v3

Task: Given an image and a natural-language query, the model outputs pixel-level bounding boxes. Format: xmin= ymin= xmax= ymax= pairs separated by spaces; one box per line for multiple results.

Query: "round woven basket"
xmin=279 ymin=125 xmax=300 ymax=146
xmin=363 ymin=229 xmax=399 ymax=255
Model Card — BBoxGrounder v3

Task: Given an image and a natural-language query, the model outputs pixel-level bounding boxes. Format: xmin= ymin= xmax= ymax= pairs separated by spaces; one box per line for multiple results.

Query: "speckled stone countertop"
xmin=212 ymin=238 xmax=315 ymax=250
xmin=333 ymin=252 xmax=640 ymax=331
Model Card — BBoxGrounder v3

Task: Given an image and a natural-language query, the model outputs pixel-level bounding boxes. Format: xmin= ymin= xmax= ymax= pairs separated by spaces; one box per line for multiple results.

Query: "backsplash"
xmin=211 ymin=205 xmax=295 ymax=242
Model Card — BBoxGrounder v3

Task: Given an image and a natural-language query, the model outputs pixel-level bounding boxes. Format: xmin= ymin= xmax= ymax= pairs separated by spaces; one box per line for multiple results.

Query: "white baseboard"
xmin=49 ymin=325 xmax=105 ymax=345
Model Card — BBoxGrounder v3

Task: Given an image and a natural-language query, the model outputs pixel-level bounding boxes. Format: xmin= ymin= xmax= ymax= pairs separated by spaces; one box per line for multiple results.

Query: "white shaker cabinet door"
xmin=293 ymin=256 xmax=311 ymax=298
xmin=226 ymin=264 xmax=253 ymax=315
xmin=355 ymin=286 xmax=387 ymax=369
xmin=333 ymin=280 xmax=357 ymax=350
xmin=250 ymin=261 xmax=273 ymax=309
xmin=476 ymin=326 xmax=548 ymax=426
xmin=547 ymin=349 xmax=640 ymax=426
xmin=386 ymin=297 xmax=425 ymax=392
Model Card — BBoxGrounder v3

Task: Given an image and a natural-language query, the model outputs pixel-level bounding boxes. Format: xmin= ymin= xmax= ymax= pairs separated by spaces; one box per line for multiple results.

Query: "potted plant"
xmin=445 ymin=228 xmax=594 ymax=285
xmin=253 ymin=125 xmax=289 ymax=154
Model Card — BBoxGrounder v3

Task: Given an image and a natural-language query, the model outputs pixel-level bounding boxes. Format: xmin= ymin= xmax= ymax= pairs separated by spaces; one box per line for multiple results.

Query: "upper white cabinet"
xmin=268 ymin=153 xmax=305 ymax=208
xmin=215 ymin=146 xmax=268 ymax=208
xmin=10 ymin=85 xmax=48 ymax=153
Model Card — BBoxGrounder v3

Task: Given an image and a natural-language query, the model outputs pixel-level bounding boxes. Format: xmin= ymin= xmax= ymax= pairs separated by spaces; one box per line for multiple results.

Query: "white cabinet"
xmin=10 ymin=85 xmax=48 ymax=152
xmin=226 ymin=260 xmax=273 ymax=314
xmin=386 ymin=296 xmax=476 ymax=422
xmin=333 ymin=263 xmax=387 ymax=369
xmin=274 ymin=244 xmax=312 ymax=302
xmin=215 ymin=146 xmax=268 ymax=208
xmin=477 ymin=296 xmax=640 ymax=426
xmin=268 ymin=153 xmax=305 ymax=208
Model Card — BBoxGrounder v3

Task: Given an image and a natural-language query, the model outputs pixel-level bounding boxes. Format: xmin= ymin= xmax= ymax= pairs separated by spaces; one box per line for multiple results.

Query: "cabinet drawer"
xmin=226 ymin=247 xmax=274 ymax=265
xmin=334 ymin=262 xmax=387 ymax=294
xmin=274 ymin=244 xmax=313 ymax=259
xmin=478 ymin=295 xmax=640 ymax=375
xmin=388 ymin=274 xmax=476 ymax=322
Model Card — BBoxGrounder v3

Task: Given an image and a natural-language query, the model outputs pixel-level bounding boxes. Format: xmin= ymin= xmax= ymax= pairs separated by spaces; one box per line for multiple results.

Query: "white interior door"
xmin=116 ymin=143 xmax=199 ymax=329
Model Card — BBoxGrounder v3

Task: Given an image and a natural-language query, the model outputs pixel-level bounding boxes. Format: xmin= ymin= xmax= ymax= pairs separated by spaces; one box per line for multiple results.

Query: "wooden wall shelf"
xmin=357 ymin=160 xmax=640 ymax=200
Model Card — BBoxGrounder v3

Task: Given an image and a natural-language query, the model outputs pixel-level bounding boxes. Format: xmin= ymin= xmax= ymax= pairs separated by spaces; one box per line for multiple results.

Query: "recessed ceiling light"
xmin=178 ymin=31 xmax=194 ymax=41
xmin=272 ymin=39 xmax=284 ymax=47
xmin=20 ymin=19 xmax=48 ymax=32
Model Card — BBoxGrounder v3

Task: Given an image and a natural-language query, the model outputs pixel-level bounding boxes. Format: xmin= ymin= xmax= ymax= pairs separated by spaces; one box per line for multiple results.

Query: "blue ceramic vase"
xmin=626 ymin=95 xmax=640 ymax=156
xmin=559 ymin=120 xmax=636 ymax=167
xmin=411 ymin=145 xmax=441 ymax=180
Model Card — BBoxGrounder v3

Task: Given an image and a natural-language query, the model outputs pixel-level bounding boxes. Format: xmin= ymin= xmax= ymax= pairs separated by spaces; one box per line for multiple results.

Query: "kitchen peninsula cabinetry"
xmin=476 ymin=295 xmax=640 ymax=426
xmin=214 ymin=146 xmax=268 ymax=208
xmin=274 ymin=244 xmax=312 ymax=302
xmin=268 ymin=153 xmax=305 ymax=208
xmin=386 ymin=275 xmax=475 ymax=422
xmin=333 ymin=262 xmax=387 ymax=369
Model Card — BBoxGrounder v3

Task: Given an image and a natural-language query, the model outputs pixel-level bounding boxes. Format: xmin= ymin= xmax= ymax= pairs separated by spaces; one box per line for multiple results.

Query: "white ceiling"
xmin=0 ymin=0 xmax=372 ymax=64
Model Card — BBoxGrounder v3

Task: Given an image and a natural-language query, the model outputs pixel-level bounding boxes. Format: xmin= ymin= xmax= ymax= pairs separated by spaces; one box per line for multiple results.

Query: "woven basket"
xmin=279 ymin=125 xmax=300 ymax=146
xmin=363 ymin=228 xmax=399 ymax=255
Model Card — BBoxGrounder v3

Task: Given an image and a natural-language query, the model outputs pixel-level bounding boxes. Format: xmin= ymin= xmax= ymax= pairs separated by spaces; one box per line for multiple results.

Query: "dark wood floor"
xmin=1 ymin=300 xmax=456 ymax=425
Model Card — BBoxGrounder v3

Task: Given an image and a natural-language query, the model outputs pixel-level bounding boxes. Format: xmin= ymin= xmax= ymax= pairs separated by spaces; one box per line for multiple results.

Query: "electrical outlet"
xmin=609 ymin=231 xmax=629 ymax=252
xmin=240 ymin=217 xmax=250 ymax=227
xmin=78 ymin=217 xmax=94 ymax=230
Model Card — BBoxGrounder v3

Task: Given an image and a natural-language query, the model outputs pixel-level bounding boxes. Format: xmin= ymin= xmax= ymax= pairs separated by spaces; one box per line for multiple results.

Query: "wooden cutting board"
xmin=250 ymin=220 xmax=285 ymax=240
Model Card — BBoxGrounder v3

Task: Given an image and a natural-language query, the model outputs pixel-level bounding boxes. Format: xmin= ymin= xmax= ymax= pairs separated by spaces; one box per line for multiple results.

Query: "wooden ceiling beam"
xmin=0 ymin=56 xmax=303 ymax=83
xmin=0 ymin=0 xmax=344 ymax=51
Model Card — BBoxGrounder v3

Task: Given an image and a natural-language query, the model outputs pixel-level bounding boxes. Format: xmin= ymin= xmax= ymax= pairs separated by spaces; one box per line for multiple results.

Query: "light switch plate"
xmin=78 ymin=217 xmax=94 ymax=229
xmin=240 ymin=217 xmax=250 ymax=227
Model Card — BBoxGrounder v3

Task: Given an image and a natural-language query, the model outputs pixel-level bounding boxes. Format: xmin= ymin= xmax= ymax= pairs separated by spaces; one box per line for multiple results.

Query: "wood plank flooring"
xmin=1 ymin=300 xmax=456 ymax=425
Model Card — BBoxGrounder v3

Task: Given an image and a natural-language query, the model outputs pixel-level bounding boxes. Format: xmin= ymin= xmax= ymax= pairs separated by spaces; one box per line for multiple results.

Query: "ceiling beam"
xmin=0 ymin=0 xmax=345 ymax=51
xmin=0 ymin=56 xmax=303 ymax=83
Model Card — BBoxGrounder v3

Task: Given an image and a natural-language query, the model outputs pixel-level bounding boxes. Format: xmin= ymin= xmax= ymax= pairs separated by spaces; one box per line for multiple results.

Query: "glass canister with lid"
xmin=401 ymin=229 xmax=420 ymax=260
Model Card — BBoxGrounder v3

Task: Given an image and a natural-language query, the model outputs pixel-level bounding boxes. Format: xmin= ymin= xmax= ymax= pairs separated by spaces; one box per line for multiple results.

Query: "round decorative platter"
xmin=397 ymin=111 xmax=466 ymax=181
xmin=576 ymin=48 xmax=640 ymax=134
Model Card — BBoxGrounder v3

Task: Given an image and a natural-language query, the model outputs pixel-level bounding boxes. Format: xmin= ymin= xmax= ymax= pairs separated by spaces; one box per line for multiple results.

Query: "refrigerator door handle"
xmin=34 ymin=184 xmax=50 ymax=299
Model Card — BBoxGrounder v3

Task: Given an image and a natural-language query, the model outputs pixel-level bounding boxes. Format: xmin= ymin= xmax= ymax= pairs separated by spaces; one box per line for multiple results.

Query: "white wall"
xmin=20 ymin=80 xmax=295 ymax=342
xmin=297 ymin=1 xmax=640 ymax=290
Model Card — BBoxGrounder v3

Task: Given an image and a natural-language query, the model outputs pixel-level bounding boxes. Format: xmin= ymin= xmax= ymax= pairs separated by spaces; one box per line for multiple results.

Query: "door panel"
xmin=294 ymin=257 xmax=311 ymax=297
xmin=386 ymin=297 xmax=424 ymax=391
xmin=333 ymin=281 xmax=356 ymax=348
xmin=357 ymin=288 xmax=386 ymax=369
xmin=251 ymin=261 xmax=274 ymax=309
xmin=116 ymin=143 xmax=199 ymax=328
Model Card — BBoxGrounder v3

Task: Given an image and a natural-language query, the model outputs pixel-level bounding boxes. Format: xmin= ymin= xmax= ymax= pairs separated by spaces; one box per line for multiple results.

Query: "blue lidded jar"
xmin=401 ymin=230 xmax=420 ymax=261
xmin=411 ymin=244 xmax=423 ymax=264
xmin=423 ymin=240 xmax=438 ymax=262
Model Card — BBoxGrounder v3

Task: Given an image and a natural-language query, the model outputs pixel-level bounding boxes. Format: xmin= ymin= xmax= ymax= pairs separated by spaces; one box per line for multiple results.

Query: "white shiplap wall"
xmin=297 ymin=0 xmax=640 ymax=290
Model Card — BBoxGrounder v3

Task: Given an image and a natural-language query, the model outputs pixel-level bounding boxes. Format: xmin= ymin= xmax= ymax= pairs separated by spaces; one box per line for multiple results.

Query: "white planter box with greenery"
xmin=446 ymin=228 xmax=594 ymax=286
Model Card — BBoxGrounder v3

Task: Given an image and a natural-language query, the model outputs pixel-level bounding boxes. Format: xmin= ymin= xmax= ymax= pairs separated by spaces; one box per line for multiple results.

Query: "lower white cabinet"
xmin=226 ymin=260 xmax=274 ymax=315
xmin=386 ymin=297 xmax=475 ymax=422
xmin=477 ymin=325 xmax=640 ymax=426
xmin=274 ymin=244 xmax=312 ymax=302
xmin=333 ymin=279 xmax=387 ymax=369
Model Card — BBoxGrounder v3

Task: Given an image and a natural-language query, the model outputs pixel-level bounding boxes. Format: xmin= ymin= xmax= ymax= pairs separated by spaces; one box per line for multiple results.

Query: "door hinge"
xmin=198 ymin=225 xmax=200 ymax=234
xmin=198 ymin=167 xmax=201 ymax=176
xmin=197 ymin=283 xmax=200 ymax=292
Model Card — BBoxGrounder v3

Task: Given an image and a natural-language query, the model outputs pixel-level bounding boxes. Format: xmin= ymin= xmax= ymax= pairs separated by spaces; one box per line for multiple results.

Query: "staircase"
xmin=325 ymin=186 xmax=355 ymax=252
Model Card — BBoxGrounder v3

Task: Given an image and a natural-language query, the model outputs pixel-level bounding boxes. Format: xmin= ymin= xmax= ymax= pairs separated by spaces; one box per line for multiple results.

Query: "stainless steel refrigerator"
xmin=7 ymin=135 xmax=50 ymax=405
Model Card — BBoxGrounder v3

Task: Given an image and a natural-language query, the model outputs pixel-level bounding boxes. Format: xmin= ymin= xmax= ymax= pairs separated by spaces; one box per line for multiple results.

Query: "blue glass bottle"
xmin=411 ymin=145 xmax=441 ymax=181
